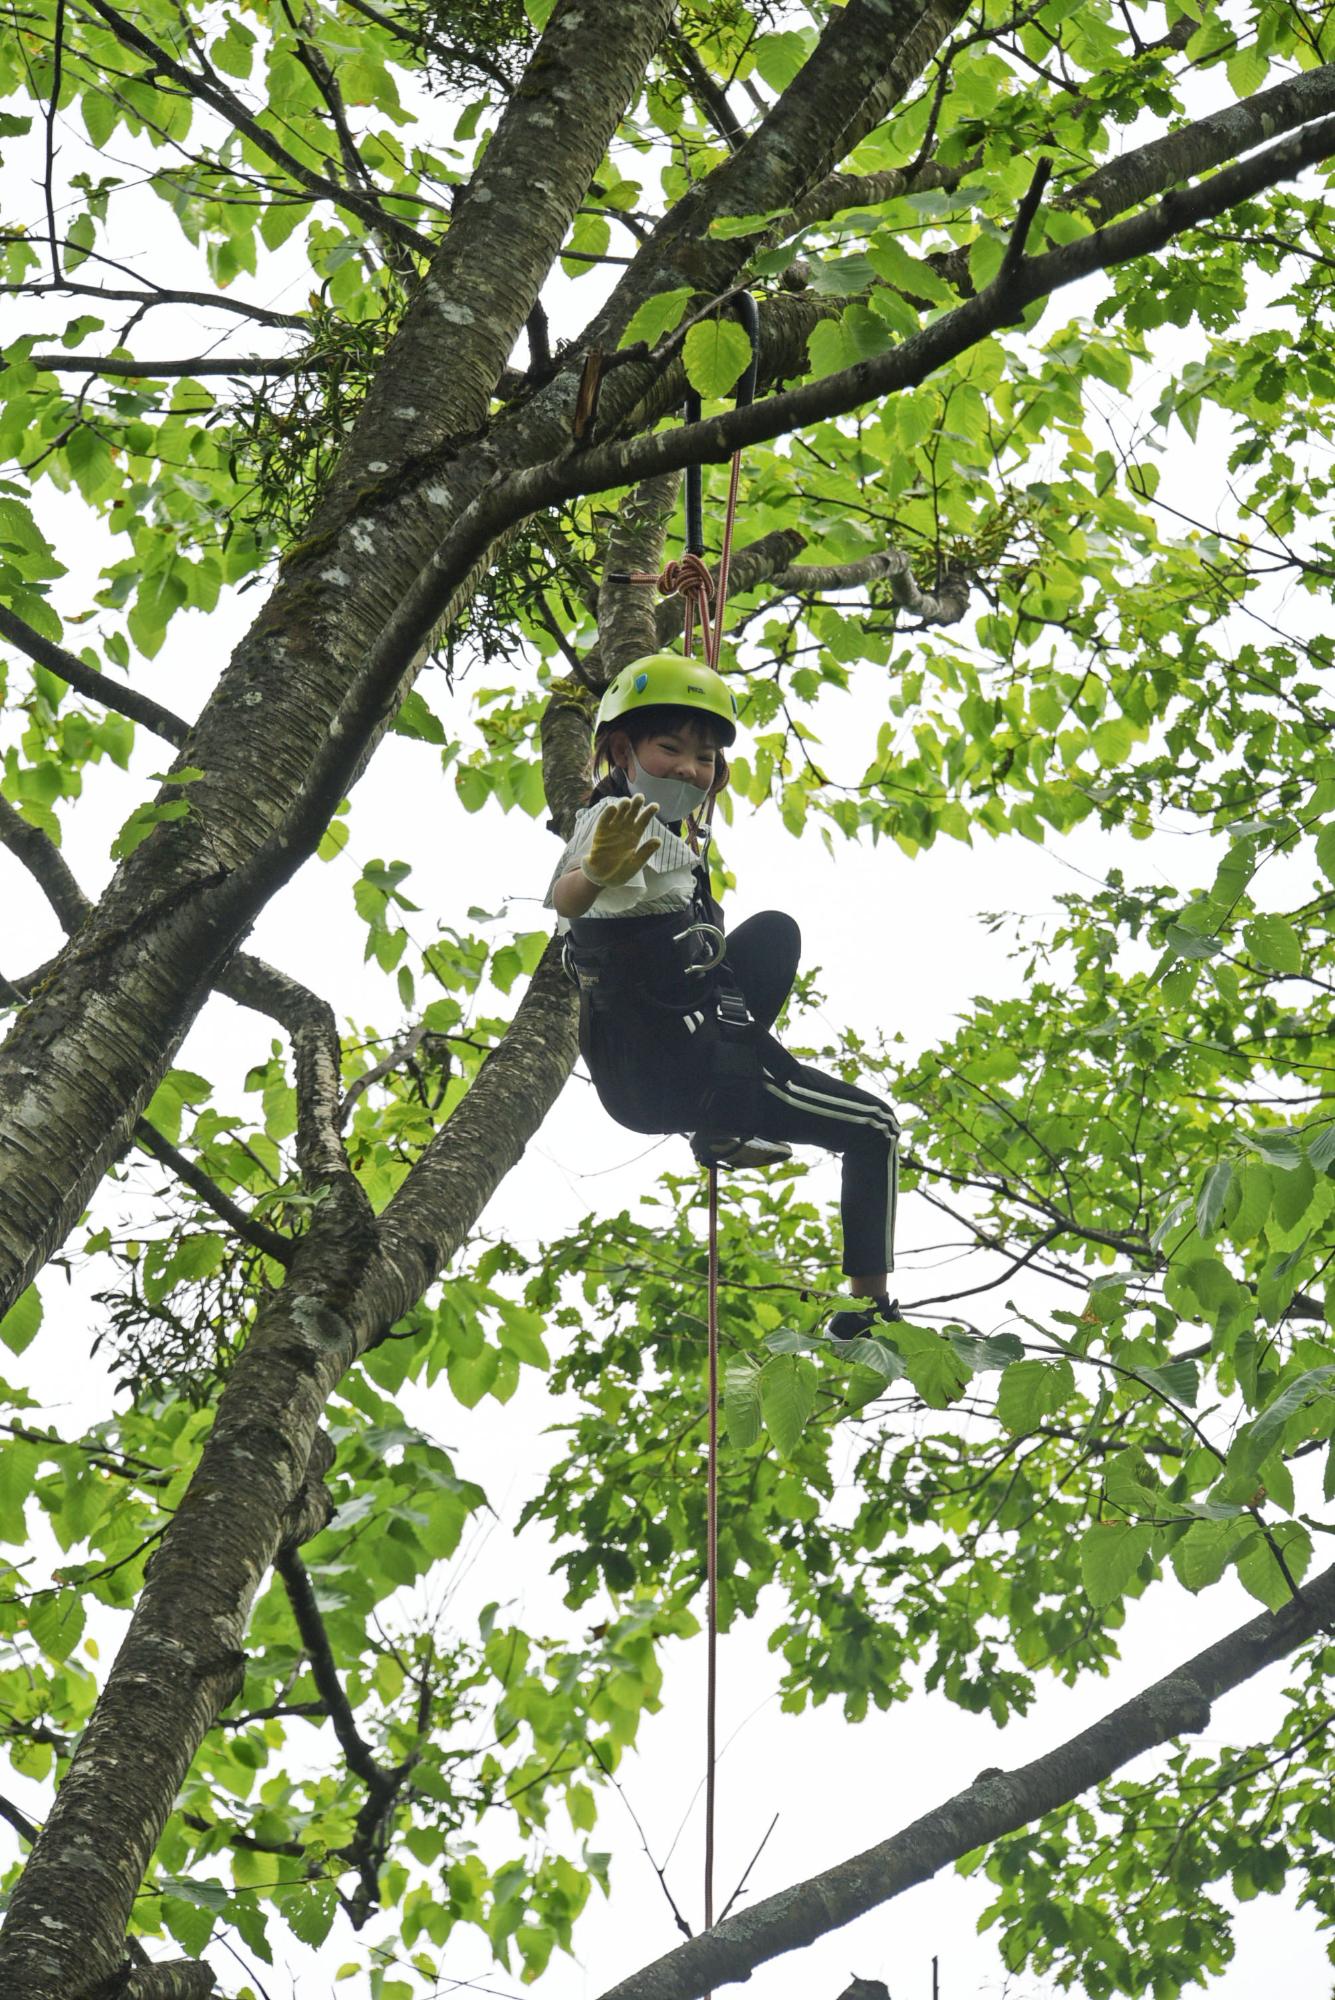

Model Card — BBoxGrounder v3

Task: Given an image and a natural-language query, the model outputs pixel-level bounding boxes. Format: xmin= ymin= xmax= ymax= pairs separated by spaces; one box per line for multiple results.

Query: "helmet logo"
xmin=686 ymin=683 xmax=704 ymax=695
xmin=634 ymin=672 xmax=648 ymax=692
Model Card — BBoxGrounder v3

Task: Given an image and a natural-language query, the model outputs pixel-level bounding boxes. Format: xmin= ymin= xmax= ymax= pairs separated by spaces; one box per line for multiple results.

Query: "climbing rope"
xmin=675 ymin=296 xmax=757 ymax=1952
xmin=619 ymin=296 xmax=758 ymax=1948
xmin=704 ymin=1158 xmax=720 ymax=1941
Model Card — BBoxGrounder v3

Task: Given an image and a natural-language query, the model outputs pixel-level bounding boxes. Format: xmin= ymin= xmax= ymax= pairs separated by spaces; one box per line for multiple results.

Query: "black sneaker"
xmin=691 ymin=1134 xmax=794 ymax=1169
xmin=828 ymin=1295 xmax=901 ymax=1342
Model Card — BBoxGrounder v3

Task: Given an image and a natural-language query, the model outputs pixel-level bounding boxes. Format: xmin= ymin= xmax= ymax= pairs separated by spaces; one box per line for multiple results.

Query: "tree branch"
xmin=0 ymin=835 xmax=341 ymax=1262
xmin=43 ymin=0 xmax=66 ymax=281
xmin=598 ymin=471 xmax=682 ymax=674
xmin=0 ymin=603 xmax=190 ymax=747
xmin=1069 ymin=54 xmax=1335 ymax=229
xmin=672 ymin=34 xmax=747 ymax=151
xmin=338 ymin=1022 xmax=428 ymax=1129
xmin=0 ymin=1793 xmax=39 ymax=1845
xmin=79 ymin=0 xmax=435 ymax=257
xmin=790 ymin=152 xmax=979 ymax=231
xmin=594 ymin=1557 xmax=1335 ymax=2000
xmin=3 ymin=276 xmax=306 ymax=331
xmin=24 ymin=350 xmax=312 ymax=378
xmin=214 ymin=956 xmax=361 ymax=1198
xmin=0 ymin=795 xmax=90 ymax=936
xmin=121 ymin=1963 xmax=217 ymax=2000
xmin=275 ymin=1548 xmax=415 ymax=1924
xmin=770 ymin=546 xmax=972 ymax=625
xmin=132 ymin=1121 xmax=293 ymax=1265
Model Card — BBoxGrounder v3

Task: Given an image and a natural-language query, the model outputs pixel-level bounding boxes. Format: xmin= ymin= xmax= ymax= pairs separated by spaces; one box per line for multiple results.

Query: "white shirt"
xmin=545 ymin=798 xmax=701 ymax=934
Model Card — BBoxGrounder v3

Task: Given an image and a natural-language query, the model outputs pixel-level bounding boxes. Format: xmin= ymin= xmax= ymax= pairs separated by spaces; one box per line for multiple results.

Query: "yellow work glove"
xmin=581 ymin=795 xmax=662 ymax=887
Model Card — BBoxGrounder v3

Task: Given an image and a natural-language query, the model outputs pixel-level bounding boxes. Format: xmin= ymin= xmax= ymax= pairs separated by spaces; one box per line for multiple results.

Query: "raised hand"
xmin=581 ymin=794 xmax=663 ymax=887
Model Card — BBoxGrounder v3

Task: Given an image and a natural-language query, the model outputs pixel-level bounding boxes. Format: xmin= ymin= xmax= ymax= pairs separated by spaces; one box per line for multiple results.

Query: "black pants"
xmin=580 ymin=912 xmax=899 ymax=1277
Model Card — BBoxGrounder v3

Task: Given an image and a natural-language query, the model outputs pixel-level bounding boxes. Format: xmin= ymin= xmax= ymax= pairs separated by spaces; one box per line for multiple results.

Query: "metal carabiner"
xmin=673 ymin=922 xmax=727 ymax=973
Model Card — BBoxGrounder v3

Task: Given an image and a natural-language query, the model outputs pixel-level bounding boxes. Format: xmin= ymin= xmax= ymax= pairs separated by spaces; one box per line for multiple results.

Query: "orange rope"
xmin=696 ymin=447 xmax=744 ymax=1963
xmin=633 ymin=447 xmax=747 ymax=1956
xmin=705 ymin=1161 xmax=720 ymax=1943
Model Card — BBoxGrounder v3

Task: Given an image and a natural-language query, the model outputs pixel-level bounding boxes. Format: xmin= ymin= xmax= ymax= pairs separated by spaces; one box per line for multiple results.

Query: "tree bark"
xmin=0 ymin=0 xmax=675 ymax=1318
xmin=0 ymin=946 xmax=579 ymax=1996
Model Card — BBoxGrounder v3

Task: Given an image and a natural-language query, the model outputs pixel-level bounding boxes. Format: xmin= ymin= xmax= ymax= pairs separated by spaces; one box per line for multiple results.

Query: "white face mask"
xmin=628 ymin=754 xmax=711 ymax=825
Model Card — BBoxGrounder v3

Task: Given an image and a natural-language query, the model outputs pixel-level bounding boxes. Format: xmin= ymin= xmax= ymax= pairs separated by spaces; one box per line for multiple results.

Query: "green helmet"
xmin=596 ymin=651 xmax=739 ymax=746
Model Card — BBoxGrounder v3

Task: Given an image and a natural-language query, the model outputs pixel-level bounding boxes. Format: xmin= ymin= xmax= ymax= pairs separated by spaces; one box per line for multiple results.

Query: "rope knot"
xmin=657 ymin=553 xmax=716 ymax=663
xmin=657 ymin=553 xmax=714 ymax=603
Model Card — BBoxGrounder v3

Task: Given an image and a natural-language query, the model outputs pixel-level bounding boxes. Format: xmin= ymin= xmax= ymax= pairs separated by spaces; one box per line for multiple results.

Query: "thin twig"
xmin=717 ymin=1811 xmax=779 ymax=1923
xmin=339 ymin=1022 xmax=428 ymax=1128
xmin=43 ymin=0 xmax=66 ymax=281
xmin=591 ymin=1743 xmax=693 ymax=1940
xmin=134 ymin=1121 xmax=293 ymax=1265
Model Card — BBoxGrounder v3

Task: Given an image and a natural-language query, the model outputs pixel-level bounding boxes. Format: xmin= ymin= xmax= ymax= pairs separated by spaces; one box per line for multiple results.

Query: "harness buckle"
xmin=671 ymin=921 xmax=727 ymax=973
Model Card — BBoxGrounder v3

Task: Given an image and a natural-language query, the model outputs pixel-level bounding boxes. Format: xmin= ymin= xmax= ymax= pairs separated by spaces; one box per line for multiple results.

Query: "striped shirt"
xmin=545 ymin=799 xmax=700 ymax=934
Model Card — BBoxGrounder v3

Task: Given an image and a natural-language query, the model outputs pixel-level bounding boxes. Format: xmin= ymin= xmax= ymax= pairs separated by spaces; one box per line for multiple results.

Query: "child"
xmin=547 ymin=652 xmax=900 ymax=1339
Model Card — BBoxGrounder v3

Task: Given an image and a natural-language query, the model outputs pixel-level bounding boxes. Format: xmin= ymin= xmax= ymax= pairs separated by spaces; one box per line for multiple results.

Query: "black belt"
xmin=564 ymin=908 xmax=727 ymax=1012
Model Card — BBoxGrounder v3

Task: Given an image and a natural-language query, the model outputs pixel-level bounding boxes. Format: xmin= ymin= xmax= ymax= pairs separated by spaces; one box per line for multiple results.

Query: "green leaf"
xmin=0 ymin=1284 xmax=42 ymax=1355
xmin=162 ymin=1894 xmax=217 ymax=1957
xmin=620 ymin=288 xmax=694 ymax=351
xmin=27 ymin=1588 xmax=85 ymax=1660
xmin=750 ymin=29 xmax=809 ymax=89
xmin=723 ymin=1360 xmax=762 ymax=1448
xmin=110 ymin=795 xmax=189 ymax=859
xmin=1135 ymin=1358 xmax=1200 ymax=1408
xmin=892 ymin=1323 xmax=972 ymax=1409
xmin=996 ymin=1358 xmax=1075 ymax=1432
xmin=282 ymin=1884 xmax=338 ymax=1948
xmin=1196 ymin=1159 xmax=1232 ymax=1235
xmin=1243 ymin=914 xmax=1302 ymax=973
xmin=1235 ymin=1522 xmax=1311 ymax=1612
xmin=758 ymin=1353 xmax=816 ymax=1456
xmin=1315 ymin=821 xmax=1335 ymax=886
xmin=1170 ymin=1517 xmax=1248 ymax=1593
xmin=1230 ymin=1366 xmax=1335 ymax=1484
xmin=1079 ymin=1523 xmax=1155 ymax=1607
xmin=1240 ymin=1128 xmax=1304 ymax=1171
xmin=682 ymin=319 xmax=754 ymax=401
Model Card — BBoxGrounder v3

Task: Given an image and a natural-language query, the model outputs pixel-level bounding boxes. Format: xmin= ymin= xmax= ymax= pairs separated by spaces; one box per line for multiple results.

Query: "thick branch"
xmin=214 ymin=956 xmax=359 ymax=1195
xmin=122 ymin=1964 xmax=217 ymax=2000
xmin=0 ymin=604 xmax=190 ymax=748
xmin=1070 ymin=55 xmax=1335 ymax=228
xmin=598 ymin=471 xmax=683 ymax=673
xmin=308 ymin=0 xmax=677 ymax=521
xmin=770 ymin=547 xmax=972 ymax=625
xmin=596 ymin=1557 xmax=1335 ymax=2000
